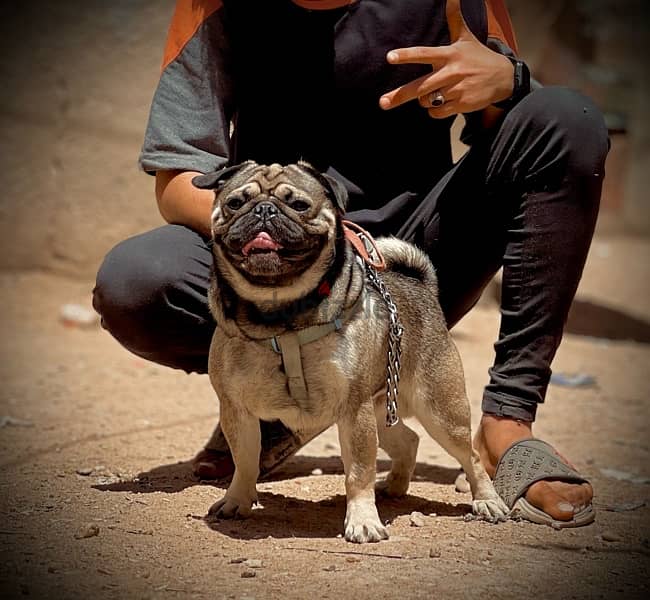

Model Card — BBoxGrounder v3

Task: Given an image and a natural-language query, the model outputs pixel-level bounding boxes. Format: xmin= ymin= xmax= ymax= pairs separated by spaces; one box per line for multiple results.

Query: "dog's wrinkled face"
xmin=194 ymin=161 xmax=347 ymax=303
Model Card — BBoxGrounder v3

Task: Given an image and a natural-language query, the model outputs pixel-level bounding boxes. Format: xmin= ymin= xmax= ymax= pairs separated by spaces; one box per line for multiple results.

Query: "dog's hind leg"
xmin=414 ymin=395 xmax=508 ymax=520
xmin=337 ymin=400 xmax=389 ymax=543
xmin=208 ymin=398 xmax=260 ymax=519
xmin=375 ymin=404 xmax=419 ymax=498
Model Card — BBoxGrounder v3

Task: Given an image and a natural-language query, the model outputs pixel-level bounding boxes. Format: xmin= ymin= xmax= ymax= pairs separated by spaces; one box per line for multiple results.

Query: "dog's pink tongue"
xmin=242 ymin=232 xmax=282 ymax=256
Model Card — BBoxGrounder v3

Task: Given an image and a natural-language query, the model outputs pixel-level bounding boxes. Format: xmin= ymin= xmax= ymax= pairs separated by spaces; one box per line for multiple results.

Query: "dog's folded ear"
xmin=296 ymin=161 xmax=348 ymax=213
xmin=192 ymin=161 xmax=255 ymax=190
xmin=320 ymin=173 xmax=349 ymax=214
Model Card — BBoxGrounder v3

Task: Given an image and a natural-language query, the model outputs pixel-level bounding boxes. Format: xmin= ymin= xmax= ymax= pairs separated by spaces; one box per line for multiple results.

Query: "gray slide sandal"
xmin=493 ymin=439 xmax=595 ymax=528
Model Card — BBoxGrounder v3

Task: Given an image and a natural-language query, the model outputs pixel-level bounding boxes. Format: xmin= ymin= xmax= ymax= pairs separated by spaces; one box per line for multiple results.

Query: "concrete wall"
xmin=0 ymin=1 xmax=648 ymax=279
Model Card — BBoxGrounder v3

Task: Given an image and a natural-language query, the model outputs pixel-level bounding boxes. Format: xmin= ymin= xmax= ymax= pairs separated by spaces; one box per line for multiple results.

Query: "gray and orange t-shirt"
xmin=140 ymin=0 xmax=517 ymax=207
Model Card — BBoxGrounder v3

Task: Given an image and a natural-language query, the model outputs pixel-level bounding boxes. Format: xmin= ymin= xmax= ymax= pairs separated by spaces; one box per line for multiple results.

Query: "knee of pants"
xmin=93 ymin=234 xmax=183 ymax=354
xmin=503 ymin=86 xmax=610 ymax=185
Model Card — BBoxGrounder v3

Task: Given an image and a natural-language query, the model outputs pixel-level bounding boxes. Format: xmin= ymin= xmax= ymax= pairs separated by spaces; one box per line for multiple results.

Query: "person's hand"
xmin=379 ymin=0 xmax=514 ymax=118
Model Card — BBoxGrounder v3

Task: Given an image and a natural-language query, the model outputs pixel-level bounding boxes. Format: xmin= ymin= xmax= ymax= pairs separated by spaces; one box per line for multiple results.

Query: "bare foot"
xmin=474 ymin=415 xmax=593 ymax=521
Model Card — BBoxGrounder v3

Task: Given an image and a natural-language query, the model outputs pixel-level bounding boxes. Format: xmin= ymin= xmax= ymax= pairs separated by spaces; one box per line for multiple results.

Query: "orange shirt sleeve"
xmin=485 ymin=0 xmax=518 ymax=54
xmin=161 ymin=0 xmax=224 ymax=71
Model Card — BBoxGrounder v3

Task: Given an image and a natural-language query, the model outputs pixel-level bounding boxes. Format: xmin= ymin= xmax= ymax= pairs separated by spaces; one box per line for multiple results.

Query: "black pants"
xmin=93 ymin=87 xmax=609 ymax=422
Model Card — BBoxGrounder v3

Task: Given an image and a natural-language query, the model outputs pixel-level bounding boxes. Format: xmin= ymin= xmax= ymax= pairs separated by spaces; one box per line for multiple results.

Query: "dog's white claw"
xmin=208 ymin=495 xmax=254 ymax=519
xmin=472 ymin=497 xmax=509 ymax=521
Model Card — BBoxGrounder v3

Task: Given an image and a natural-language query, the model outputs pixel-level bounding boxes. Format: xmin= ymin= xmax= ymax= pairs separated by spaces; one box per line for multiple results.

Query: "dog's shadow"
xmin=94 ymin=455 xmax=469 ymax=538
xmin=93 ymin=455 xmax=459 ymax=494
xmin=202 ymin=489 xmax=470 ymax=540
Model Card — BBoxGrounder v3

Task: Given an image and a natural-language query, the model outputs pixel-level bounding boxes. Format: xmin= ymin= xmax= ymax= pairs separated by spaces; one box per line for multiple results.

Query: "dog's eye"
xmin=289 ymin=199 xmax=310 ymax=212
xmin=225 ymin=196 xmax=245 ymax=211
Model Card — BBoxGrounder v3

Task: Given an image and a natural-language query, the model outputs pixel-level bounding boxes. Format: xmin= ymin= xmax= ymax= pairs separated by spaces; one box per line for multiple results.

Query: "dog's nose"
xmin=253 ymin=202 xmax=278 ymax=220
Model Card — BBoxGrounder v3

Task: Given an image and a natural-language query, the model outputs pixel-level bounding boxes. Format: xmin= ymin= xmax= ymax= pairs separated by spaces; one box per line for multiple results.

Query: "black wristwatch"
xmin=493 ymin=56 xmax=531 ymax=111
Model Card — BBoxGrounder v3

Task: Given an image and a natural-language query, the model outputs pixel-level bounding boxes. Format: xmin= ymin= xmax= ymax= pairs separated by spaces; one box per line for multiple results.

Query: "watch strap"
xmin=493 ymin=56 xmax=531 ymax=111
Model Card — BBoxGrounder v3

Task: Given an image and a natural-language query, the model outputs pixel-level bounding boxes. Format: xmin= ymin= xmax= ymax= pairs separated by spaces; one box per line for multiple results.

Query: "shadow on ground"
xmin=486 ymin=278 xmax=650 ymax=343
xmin=566 ymin=299 xmax=650 ymax=343
xmin=93 ymin=456 xmax=459 ymax=495
xmin=201 ymin=491 xmax=471 ymax=540
xmin=93 ymin=456 xmax=466 ymax=540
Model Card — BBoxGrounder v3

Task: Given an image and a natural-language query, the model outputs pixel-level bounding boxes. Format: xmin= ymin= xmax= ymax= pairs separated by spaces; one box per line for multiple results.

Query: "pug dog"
xmin=193 ymin=161 xmax=507 ymax=543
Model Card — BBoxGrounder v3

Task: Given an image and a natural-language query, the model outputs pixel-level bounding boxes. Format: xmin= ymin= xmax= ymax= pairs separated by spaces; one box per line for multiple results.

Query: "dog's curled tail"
xmin=375 ymin=237 xmax=437 ymax=287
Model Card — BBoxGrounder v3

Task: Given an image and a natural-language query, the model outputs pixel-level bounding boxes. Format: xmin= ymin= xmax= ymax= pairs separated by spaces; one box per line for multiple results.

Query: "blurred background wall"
xmin=0 ymin=0 xmax=648 ymax=280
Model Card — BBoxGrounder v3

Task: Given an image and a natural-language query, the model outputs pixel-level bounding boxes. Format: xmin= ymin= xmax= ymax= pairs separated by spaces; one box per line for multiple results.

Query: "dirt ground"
xmin=0 ymin=233 xmax=649 ymax=599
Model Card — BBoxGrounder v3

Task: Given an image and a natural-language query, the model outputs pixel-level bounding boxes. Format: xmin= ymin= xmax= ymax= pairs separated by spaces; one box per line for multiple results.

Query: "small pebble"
xmin=74 ymin=524 xmax=100 ymax=539
xmin=0 ymin=416 xmax=34 ymax=428
xmin=229 ymin=557 xmax=247 ymax=564
xmin=346 ymin=556 xmax=361 ymax=563
xmin=323 ymin=565 xmax=337 ymax=572
xmin=601 ymin=531 xmax=623 ymax=543
xmin=454 ymin=472 xmax=471 ymax=493
xmin=429 ymin=547 xmax=441 ymax=558
xmin=76 ymin=468 xmax=93 ymax=476
xmin=311 ymin=468 xmax=323 ymax=476
xmin=487 ymin=549 xmax=494 ymax=557
xmin=60 ymin=303 xmax=99 ymax=328
xmin=244 ymin=559 xmax=263 ymax=569
xmin=241 ymin=570 xmax=256 ymax=578
xmin=409 ymin=511 xmax=426 ymax=527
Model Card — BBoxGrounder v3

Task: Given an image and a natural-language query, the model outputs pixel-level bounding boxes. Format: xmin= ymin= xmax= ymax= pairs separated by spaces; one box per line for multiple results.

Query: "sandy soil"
xmin=0 ymin=233 xmax=649 ymax=599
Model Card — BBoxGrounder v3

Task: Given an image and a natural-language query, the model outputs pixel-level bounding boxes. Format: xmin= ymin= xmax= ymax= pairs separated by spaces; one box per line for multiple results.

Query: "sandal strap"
xmin=493 ymin=439 xmax=588 ymax=509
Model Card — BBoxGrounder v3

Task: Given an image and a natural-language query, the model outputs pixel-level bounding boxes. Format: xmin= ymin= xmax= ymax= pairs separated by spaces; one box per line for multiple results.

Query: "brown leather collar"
xmin=342 ymin=220 xmax=386 ymax=271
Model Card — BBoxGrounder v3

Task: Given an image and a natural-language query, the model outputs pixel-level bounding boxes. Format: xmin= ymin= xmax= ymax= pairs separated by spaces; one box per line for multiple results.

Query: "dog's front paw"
xmin=208 ymin=494 xmax=256 ymax=519
xmin=344 ymin=502 xmax=389 ymax=543
xmin=472 ymin=495 xmax=509 ymax=522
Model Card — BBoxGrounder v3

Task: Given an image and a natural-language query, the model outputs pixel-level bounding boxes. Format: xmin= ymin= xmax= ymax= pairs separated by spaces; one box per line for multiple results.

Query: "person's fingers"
xmin=418 ymin=81 xmax=466 ymax=118
xmin=425 ymin=101 xmax=459 ymax=120
xmin=380 ymin=69 xmax=457 ymax=110
xmin=418 ymin=87 xmax=456 ymax=108
xmin=386 ymin=46 xmax=451 ymax=65
xmin=446 ymin=0 xmax=477 ymax=43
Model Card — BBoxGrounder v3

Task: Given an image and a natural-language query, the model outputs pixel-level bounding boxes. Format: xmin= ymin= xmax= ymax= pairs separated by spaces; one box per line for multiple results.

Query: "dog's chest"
xmin=208 ymin=330 xmax=350 ymax=425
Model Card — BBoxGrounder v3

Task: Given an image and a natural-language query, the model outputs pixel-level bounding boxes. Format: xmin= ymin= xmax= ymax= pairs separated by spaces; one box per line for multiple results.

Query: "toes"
xmin=345 ymin=522 xmax=389 ymax=543
xmin=208 ymin=496 xmax=253 ymax=519
xmin=472 ymin=498 xmax=508 ymax=521
xmin=525 ymin=481 xmax=577 ymax=521
xmin=208 ymin=498 xmax=227 ymax=516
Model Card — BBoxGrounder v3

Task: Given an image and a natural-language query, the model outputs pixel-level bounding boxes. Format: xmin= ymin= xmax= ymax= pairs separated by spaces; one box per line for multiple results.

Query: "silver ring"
xmin=429 ymin=90 xmax=445 ymax=107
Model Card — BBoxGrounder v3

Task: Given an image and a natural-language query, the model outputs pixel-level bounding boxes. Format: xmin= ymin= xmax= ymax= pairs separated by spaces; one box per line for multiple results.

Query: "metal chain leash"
xmin=358 ymin=234 xmax=403 ymax=427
